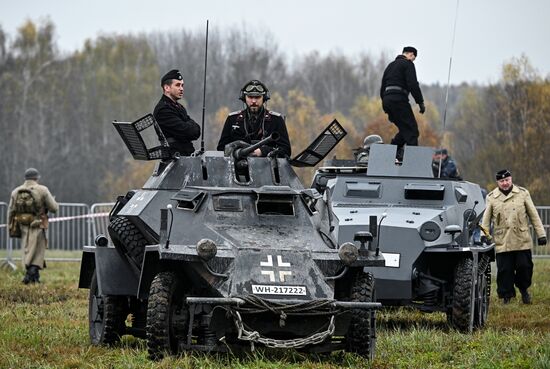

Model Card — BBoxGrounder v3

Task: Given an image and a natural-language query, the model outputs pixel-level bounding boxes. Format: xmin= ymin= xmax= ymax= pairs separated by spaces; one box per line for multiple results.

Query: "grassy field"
xmin=1 ymin=257 xmax=550 ymax=369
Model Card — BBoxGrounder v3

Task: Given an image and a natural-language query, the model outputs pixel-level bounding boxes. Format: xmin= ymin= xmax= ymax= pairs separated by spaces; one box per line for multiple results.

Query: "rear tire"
xmin=88 ymin=274 xmax=127 ymax=345
xmin=108 ymin=216 xmax=148 ymax=269
xmin=146 ymin=271 xmax=189 ymax=360
xmin=345 ymin=271 xmax=376 ymax=359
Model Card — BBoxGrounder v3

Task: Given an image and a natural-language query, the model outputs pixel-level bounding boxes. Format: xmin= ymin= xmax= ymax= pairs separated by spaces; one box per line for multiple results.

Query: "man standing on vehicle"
xmin=481 ymin=169 xmax=547 ymax=304
xmin=217 ymin=79 xmax=291 ymax=158
xmin=153 ymin=69 xmax=201 ymax=156
xmin=380 ymin=46 xmax=425 ymax=162
xmin=8 ymin=168 xmax=58 ymax=284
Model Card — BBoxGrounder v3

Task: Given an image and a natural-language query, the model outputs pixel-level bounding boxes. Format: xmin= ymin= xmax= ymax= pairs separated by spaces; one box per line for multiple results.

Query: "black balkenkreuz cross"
xmin=260 ymin=255 xmax=292 ymax=282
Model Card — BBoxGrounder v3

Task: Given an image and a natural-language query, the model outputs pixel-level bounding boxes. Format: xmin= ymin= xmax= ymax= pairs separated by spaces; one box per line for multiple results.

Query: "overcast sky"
xmin=2 ymin=0 xmax=549 ymax=85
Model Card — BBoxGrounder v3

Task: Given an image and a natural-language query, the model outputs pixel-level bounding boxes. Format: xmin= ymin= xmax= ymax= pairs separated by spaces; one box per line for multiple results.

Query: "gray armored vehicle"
xmin=78 ymin=115 xmax=384 ymax=359
xmin=312 ymin=144 xmax=495 ymax=332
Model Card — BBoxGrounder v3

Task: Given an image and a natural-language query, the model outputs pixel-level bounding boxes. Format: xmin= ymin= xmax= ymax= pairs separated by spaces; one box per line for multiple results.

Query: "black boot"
xmin=28 ymin=265 xmax=40 ymax=284
xmin=520 ymin=289 xmax=531 ymax=304
xmin=22 ymin=266 xmax=32 ymax=285
xmin=395 ymin=146 xmax=404 ymax=163
xmin=33 ymin=265 xmax=40 ymax=283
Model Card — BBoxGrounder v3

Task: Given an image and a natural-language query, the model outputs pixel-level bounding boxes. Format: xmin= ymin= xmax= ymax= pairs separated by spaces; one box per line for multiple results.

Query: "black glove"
xmin=419 ymin=103 xmax=426 ymax=114
xmin=480 ymin=235 xmax=492 ymax=245
xmin=538 ymin=237 xmax=547 ymax=246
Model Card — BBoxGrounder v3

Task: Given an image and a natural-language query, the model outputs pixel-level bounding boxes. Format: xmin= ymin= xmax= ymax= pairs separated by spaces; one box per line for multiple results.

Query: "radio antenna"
xmin=437 ymin=0 xmax=460 ymax=177
xmin=199 ymin=20 xmax=209 ymax=154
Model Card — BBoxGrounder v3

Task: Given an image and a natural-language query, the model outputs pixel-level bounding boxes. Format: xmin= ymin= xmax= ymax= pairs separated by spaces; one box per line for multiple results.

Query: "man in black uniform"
xmin=217 ymin=80 xmax=291 ymax=157
xmin=153 ymin=69 xmax=201 ymax=156
xmin=380 ymin=46 xmax=425 ymax=161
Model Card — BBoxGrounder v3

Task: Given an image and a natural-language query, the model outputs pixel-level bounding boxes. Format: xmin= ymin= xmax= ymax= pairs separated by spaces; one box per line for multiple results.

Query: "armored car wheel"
xmin=147 ymin=271 xmax=189 ymax=360
xmin=345 ymin=271 xmax=376 ymax=359
xmin=108 ymin=216 xmax=148 ymax=269
xmin=474 ymin=261 xmax=491 ymax=328
xmin=88 ymin=274 xmax=127 ymax=345
xmin=449 ymin=258 xmax=474 ymax=332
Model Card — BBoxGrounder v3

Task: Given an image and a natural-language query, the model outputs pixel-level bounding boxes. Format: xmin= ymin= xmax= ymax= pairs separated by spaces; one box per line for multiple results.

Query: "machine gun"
xmin=225 ymin=132 xmax=280 ymax=160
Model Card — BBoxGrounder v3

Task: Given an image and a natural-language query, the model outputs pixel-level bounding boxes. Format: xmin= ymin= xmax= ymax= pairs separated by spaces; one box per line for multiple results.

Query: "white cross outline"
xmin=277 ymin=255 xmax=290 ymax=267
xmin=279 ymin=271 xmax=292 ymax=282
xmin=260 ymin=254 xmax=292 ymax=282
xmin=261 ymin=270 xmax=275 ymax=282
xmin=260 ymin=255 xmax=273 ymax=267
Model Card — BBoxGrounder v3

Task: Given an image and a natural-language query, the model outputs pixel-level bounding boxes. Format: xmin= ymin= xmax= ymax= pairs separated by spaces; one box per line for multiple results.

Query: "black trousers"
xmin=382 ymin=95 xmax=419 ymax=148
xmin=495 ymin=249 xmax=533 ymax=298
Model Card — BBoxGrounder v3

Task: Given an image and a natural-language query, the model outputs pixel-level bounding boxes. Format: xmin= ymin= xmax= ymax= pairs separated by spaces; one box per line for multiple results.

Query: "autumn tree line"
xmin=0 ymin=19 xmax=548 ymax=205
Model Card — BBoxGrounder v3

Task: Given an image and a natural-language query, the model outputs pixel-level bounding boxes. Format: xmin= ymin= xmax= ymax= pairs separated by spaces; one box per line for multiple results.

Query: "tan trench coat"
xmin=482 ymin=185 xmax=546 ymax=254
xmin=8 ymin=180 xmax=58 ymax=268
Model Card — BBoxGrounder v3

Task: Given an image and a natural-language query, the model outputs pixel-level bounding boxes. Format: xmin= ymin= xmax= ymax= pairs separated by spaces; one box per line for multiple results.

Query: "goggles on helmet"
xmin=244 ymin=83 xmax=265 ymax=94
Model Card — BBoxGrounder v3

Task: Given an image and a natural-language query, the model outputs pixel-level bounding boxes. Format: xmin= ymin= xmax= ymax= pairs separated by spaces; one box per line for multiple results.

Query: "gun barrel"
xmin=235 ymin=132 xmax=280 ymax=159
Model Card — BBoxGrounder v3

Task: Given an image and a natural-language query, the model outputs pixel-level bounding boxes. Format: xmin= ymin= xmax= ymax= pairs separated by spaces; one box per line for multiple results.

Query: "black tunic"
xmin=217 ymin=108 xmax=291 ymax=157
xmin=153 ymin=95 xmax=201 ymax=156
xmin=380 ymin=55 xmax=424 ymax=104
xmin=380 ymin=55 xmax=425 ymax=148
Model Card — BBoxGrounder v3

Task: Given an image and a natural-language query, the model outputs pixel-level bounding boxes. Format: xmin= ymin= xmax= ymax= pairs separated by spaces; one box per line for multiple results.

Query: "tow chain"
xmin=232 ymin=310 xmax=335 ymax=350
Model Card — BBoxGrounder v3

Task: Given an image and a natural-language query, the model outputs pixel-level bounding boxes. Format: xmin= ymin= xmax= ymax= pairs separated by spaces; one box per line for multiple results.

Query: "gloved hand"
xmin=480 ymin=235 xmax=492 ymax=245
xmin=538 ymin=237 xmax=547 ymax=246
xmin=419 ymin=103 xmax=426 ymax=114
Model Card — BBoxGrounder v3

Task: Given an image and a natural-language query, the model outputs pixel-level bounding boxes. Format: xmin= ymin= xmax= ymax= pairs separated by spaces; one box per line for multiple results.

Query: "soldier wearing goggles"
xmin=217 ymin=80 xmax=291 ymax=157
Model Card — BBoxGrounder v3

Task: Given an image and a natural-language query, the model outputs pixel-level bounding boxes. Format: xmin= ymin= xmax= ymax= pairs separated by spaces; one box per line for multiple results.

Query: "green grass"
xmin=1 ymin=257 xmax=550 ymax=368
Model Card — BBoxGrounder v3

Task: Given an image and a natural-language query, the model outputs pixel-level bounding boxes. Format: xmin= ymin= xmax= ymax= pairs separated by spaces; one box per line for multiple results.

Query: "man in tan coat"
xmin=482 ymin=169 xmax=546 ymax=304
xmin=8 ymin=168 xmax=58 ymax=284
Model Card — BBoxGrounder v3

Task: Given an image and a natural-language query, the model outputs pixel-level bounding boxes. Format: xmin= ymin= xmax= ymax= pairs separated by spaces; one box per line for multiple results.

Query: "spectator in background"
xmin=482 ymin=169 xmax=547 ymax=304
xmin=432 ymin=148 xmax=461 ymax=179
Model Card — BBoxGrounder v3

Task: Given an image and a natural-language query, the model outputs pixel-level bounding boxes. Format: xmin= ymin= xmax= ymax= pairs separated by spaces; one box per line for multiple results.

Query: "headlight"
xmin=419 ymin=221 xmax=441 ymax=242
xmin=338 ymin=242 xmax=359 ymax=266
xmin=196 ymin=238 xmax=217 ymax=261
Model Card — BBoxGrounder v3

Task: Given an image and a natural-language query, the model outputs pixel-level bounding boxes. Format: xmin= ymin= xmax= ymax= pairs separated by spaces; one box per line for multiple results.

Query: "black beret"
xmin=435 ymin=148 xmax=448 ymax=155
xmin=161 ymin=69 xmax=183 ymax=86
xmin=496 ymin=169 xmax=511 ymax=181
xmin=403 ymin=46 xmax=418 ymax=57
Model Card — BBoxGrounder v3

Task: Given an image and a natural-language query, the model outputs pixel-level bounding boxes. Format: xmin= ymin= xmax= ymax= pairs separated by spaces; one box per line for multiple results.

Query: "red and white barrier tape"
xmin=0 ymin=212 xmax=110 ymax=228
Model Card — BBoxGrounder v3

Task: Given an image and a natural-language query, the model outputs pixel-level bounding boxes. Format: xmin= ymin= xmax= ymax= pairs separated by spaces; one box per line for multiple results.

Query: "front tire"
xmin=345 ymin=271 xmax=376 ymax=359
xmin=146 ymin=271 xmax=189 ymax=360
xmin=474 ymin=259 xmax=491 ymax=328
xmin=449 ymin=258 xmax=474 ymax=332
xmin=88 ymin=274 xmax=126 ymax=345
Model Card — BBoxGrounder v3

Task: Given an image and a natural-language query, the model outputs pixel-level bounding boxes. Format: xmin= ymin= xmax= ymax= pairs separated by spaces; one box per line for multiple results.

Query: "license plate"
xmin=252 ymin=284 xmax=307 ymax=296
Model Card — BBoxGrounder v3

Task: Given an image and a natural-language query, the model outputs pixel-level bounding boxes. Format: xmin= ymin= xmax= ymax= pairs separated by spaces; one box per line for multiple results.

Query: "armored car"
xmin=79 ymin=115 xmax=384 ymax=359
xmin=313 ymin=144 xmax=495 ymax=332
